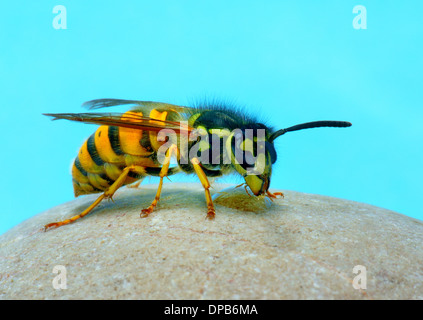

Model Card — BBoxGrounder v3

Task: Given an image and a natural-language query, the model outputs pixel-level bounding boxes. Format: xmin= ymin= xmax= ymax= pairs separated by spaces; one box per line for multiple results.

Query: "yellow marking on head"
xmin=244 ymin=175 xmax=264 ymax=196
xmin=241 ymin=138 xmax=254 ymax=153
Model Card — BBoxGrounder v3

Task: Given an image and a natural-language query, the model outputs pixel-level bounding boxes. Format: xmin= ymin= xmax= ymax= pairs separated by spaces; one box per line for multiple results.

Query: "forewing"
xmin=43 ymin=112 xmax=193 ymax=134
xmin=82 ymin=99 xmax=191 ymax=113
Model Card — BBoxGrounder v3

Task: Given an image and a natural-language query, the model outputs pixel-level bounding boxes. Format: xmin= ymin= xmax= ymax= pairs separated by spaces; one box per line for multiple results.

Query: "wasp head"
xmin=229 ymin=124 xmax=277 ymax=196
xmin=228 ymin=119 xmax=352 ymax=195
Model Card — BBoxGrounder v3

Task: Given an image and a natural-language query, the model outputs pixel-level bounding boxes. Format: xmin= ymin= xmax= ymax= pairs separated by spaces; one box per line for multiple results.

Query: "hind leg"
xmin=44 ymin=165 xmax=145 ymax=231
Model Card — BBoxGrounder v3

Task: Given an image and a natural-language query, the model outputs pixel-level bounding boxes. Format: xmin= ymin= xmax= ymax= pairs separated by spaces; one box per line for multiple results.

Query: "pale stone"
xmin=0 ymin=183 xmax=422 ymax=300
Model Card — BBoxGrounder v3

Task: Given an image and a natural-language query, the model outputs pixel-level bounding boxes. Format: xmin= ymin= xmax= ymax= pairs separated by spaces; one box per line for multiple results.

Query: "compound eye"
xmin=265 ymin=142 xmax=277 ymax=164
xmin=240 ymin=149 xmax=256 ymax=170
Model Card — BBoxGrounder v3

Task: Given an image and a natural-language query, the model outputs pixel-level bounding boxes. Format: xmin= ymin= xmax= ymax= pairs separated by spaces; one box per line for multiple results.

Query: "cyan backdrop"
xmin=1 ymin=1 xmax=422 ymax=234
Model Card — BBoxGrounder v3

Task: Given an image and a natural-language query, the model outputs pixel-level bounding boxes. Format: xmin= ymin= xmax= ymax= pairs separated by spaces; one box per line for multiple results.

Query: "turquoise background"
xmin=1 ymin=1 xmax=422 ymax=234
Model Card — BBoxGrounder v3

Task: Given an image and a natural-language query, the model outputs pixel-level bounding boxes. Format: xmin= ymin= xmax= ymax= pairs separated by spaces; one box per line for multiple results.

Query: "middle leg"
xmin=191 ymin=157 xmax=215 ymax=220
xmin=140 ymin=144 xmax=178 ymax=217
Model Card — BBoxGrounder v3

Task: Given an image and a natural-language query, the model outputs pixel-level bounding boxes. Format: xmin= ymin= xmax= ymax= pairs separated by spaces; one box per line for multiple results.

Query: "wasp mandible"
xmin=43 ymin=99 xmax=351 ymax=230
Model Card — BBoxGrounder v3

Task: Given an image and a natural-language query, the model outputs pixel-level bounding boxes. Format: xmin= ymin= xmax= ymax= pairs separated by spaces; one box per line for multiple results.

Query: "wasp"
xmin=43 ymin=99 xmax=351 ymax=230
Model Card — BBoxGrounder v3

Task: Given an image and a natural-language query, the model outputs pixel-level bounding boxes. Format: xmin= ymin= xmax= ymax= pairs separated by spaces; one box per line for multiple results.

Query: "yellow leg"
xmin=191 ymin=157 xmax=215 ymax=220
xmin=235 ymin=182 xmax=253 ymax=197
xmin=140 ymin=145 xmax=178 ymax=218
xmin=44 ymin=165 xmax=144 ymax=231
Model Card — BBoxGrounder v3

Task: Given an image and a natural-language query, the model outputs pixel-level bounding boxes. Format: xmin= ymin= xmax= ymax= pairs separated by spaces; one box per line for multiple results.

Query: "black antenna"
xmin=269 ymin=121 xmax=352 ymax=142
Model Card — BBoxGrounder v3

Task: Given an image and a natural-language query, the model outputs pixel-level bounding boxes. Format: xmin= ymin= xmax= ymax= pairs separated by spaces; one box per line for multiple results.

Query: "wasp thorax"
xmin=155 ymin=123 xmax=273 ymax=173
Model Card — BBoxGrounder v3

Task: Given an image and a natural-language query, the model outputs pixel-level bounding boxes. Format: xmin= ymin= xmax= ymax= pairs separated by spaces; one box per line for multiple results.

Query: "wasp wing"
xmin=82 ymin=99 xmax=191 ymax=113
xmin=43 ymin=112 xmax=193 ymax=135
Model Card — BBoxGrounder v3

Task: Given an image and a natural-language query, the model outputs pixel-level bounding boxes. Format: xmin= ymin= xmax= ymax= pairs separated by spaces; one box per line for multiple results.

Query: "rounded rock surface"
xmin=0 ymin=183 xmax=422 ymax=299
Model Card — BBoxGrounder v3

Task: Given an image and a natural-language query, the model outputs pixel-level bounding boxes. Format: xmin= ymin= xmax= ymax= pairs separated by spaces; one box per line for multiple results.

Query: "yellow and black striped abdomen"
xmin=71 ymin=109 xmax=174 ymax=197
